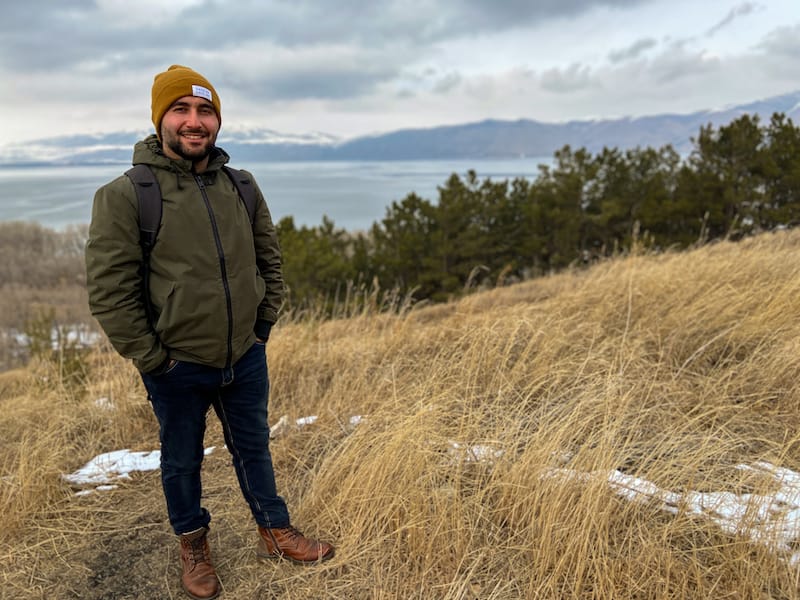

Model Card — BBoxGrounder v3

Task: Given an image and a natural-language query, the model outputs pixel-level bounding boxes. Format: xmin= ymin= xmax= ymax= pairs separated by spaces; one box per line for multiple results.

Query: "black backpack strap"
xmin=125 ymin=164 xmax=163 ymax=328
xmin=222 ymin=166 xmax=258 ymax=224
xmin=125 ymin=164 xmax=163 ymax=252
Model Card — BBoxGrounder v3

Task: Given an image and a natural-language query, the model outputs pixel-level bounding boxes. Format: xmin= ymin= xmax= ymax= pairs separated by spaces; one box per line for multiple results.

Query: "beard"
xmin=163 ymin=128 xmax=217 ymax=162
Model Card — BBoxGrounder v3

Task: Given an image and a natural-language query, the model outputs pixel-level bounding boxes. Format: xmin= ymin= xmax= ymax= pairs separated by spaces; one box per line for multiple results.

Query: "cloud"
xmin=706 ymin=2 xmax=761 ymax=36
xmin=1 ymin=0 xmax=797 ymax=144
xmin=540 ymin=63 xmax=597 ymax=93
xmin=432 ymin=72 xmax=463 ymax=94
xmin=0 ymin=0 xmax=657 ymax=76
xmin=608 ymin=38 xmax=658 ymax=63
xmin=649 ymin=44 xmax=721 ymax=85
xmin=210 ymin=41 xmax=413 ymax=102
xmin=1 ymin=0 xmax=659 ymax=105
xmin=0 ymin=0 xmax=94 ymax=34
xmin=444 ymin=0 xmax=652 ymax=33
xmin=757 ymin=24 xmax=800 ymax=57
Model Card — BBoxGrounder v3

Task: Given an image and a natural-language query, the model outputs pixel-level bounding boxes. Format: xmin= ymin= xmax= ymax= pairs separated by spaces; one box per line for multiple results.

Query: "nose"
xmin=184 ymin=108 xmax=202 ymax=127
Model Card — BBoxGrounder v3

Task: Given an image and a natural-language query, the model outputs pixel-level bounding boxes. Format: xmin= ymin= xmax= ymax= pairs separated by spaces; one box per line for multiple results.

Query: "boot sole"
xmin=181 ymin=581 xmax=221 ymax=600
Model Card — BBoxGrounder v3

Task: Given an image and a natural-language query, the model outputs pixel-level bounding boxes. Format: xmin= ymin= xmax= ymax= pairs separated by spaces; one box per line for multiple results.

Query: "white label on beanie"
xmin=192 ymin=85 xmax=213 ymax=102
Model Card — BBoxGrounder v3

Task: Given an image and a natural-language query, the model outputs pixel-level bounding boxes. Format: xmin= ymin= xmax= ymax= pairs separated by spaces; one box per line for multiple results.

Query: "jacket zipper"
xmin=195 ymin=174 xmax=234 ymax=369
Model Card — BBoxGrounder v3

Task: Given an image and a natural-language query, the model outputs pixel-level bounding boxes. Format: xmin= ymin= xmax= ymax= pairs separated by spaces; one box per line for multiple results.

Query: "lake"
xmin=0 ymin=159 xmax=549 ymax=232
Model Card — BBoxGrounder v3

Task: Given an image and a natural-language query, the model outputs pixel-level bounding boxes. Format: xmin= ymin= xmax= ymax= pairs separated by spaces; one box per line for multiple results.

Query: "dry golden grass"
xmin=3 ymin=230 xmax=800 ymax=598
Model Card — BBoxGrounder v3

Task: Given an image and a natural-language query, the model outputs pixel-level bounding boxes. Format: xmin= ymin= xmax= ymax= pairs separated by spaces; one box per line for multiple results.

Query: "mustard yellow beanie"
xmin=151 ymin=65 xmax=221 ymax=138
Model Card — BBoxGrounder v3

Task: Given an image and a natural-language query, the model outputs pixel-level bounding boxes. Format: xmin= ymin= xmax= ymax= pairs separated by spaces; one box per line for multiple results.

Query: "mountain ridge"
xmin=2 ymin=90 xmax=799 ymax=166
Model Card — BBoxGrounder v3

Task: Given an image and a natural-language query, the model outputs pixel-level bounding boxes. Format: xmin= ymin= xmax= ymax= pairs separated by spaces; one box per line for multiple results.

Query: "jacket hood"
xmin=132 ymin=134 xmax=230 ymax=174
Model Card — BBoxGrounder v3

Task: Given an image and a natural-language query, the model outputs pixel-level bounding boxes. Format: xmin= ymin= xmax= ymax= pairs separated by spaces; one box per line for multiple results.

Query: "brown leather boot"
xmin=179 ymin=527 xmax=221 ymax=600
xmin=257 ymin=525 xmax=335 ymax=564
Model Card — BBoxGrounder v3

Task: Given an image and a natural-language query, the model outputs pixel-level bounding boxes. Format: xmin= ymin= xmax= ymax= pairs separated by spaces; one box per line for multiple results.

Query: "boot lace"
xmin=186 ymin=535 xmax=211 ymax=567
xmin=282 ymin=525 xmax=303 ymax=542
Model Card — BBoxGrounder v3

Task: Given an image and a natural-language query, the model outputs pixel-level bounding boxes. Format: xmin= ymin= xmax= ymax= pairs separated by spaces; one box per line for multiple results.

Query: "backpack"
xmin=124 ymin=164 xmax=259 ymax=326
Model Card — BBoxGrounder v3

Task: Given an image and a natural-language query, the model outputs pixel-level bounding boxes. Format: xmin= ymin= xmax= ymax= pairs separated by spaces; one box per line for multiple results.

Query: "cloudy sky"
xmin=2 ymin=0 xmax=798 ymax=143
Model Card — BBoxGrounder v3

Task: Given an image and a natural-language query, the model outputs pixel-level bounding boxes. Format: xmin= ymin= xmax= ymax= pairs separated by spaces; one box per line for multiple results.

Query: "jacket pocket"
xmin=254 ymin=268 xmax=267 ymax=305
xmin=151 ymin=280 xmax=177 ymax=336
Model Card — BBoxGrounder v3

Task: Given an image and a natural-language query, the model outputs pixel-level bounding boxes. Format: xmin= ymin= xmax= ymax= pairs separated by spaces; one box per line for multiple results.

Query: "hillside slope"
xmin=2 ymin=230 xmax=800 ymax=598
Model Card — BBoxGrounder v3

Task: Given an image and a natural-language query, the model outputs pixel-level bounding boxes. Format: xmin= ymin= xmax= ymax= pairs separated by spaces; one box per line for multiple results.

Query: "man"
xmin=85 ymin=65 xmax=334 ymax=600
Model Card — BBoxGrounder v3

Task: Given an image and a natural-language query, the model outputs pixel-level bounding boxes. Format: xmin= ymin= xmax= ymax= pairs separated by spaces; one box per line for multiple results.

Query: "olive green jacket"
xmin=85 ymin=135 xmax=284 ymax=373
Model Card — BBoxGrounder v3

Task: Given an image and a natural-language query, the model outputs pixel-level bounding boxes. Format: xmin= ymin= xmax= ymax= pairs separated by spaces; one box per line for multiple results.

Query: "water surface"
xmin=0 ymin=159 xmax=549 ymax=231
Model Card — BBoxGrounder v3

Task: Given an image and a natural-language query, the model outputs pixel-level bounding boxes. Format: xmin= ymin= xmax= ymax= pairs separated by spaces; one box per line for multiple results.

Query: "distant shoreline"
xmin=0 ymin=158 xmax=545 ymax=232
xmin=0 ymin=156 xmax=544 ymax=169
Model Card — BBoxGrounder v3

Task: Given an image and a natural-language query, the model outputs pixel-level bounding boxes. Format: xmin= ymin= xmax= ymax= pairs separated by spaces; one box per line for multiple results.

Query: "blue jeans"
xmin=141 ymin=342 xmax=290 ymax=534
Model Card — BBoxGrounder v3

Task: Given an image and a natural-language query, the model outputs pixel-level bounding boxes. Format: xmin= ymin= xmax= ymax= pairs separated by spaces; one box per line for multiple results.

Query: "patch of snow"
xmin=219 ymin=126 xmax=340 ymax=146
xmin=63 ymin=447 xmax=215 ymax=491
xmin=10 ymin=325 xmax=101 ymax=350
xmin=269 ymin=415 xmax=291 ymax=439
xmin=545 ymin=460 xmax=800 ymax=567
xmin=94 ymin=397 xmax=115 ymax=411
xmin=75 ymin=484 xmax=118 ymax=497
xmin=270 ymin=414 xmax=362 ymax=439
xmin=63 ymin=449 xmax=162 ymax=486
xmin=448 ymin=441 xmax=504 ymax=463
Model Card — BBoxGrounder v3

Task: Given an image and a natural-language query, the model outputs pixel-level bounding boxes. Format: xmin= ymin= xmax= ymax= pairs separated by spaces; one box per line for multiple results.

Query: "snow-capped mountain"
xmin=2 ymin=91 xmax=798 ymax=166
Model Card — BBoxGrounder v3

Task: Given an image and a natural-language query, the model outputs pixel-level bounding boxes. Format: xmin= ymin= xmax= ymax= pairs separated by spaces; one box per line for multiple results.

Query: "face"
xmin=159 ymin=96 xmax=220 ymax=167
